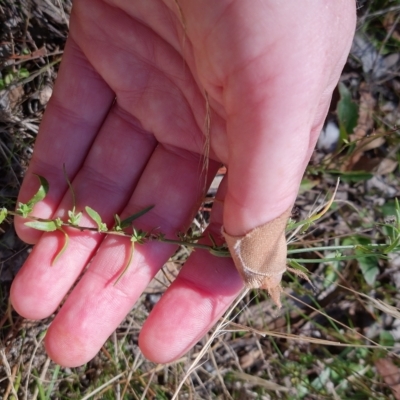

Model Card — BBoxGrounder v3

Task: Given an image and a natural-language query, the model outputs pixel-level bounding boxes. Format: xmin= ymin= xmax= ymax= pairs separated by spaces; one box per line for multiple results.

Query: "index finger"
xmin=15 ymin=37 xmax=115 ymax=244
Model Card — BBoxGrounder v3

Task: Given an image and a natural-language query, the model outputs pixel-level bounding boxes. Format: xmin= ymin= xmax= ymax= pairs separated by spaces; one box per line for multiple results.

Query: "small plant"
xmin=1 ymin=172 xmax=231 ymax=284
xmin=1 ymin=171 xmax=400 ymax=292
xmin=0 ymin=67 xmax=30 ymax=90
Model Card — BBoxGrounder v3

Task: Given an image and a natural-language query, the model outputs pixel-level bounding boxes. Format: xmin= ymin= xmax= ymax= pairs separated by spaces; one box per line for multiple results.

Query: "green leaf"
xmin=119 ymin=205 xmax=154 ymax=229
xmin=52 ymin=228 xmax=69 ymax=265
xmin=379 ymin=330 xmax=395 ymax=347
xmin=0 ymin=208 xmax=7 ymax=224
xmin=380 ymin=199 xmax=400 ymax=242
xmin=17 ymin=174 xmax=49 ymax=217
xmin=132 ymin=228 xmax=147 ymax=243
xmin=287 ymin=259 xmax=310 ymax=276
xmin=85 ymin=206 xmax=107 ymax=232
xmin=68 ymin=209 xmax=82 ymax=226
xmin=33 ymin=374 xmax=46 ymax=400
xmin=299 ymin=178 xmax=318 ymax=193
xmin=358 ymin=258 xmax=379 ymax=286
xmin=343 ymin=236 xmax=379 ymax=286
xmin=45 ymin=364 xmax=60 ymax=400
xmin=114 ymin=241 xmax=135 ymax=285
xmin=113 ymin=214 xmax=122 ymax=231
xmin=311 ymin=367 xmax=331 ymax=391
xmin=328 ymin=170 xmax=373 ymax=183
xmin=27 ymin=175 xmax=50 ymax=209
xmin=4 ymin=73 xmax=13 ymax=86
xmin=18 ymin=68 xmax=30 ymax=79
xmin=336 ymin=82 xmax=359 ymax=141
xmin=24 ymin=220 xmax=58 ymax=232
xmin=323 ymin=263 xmax=339 ymax=288
xmin=209 ymin=246 xmax=231 ymax=257
xmin=17 ymin=203 xmax=31 ymax=218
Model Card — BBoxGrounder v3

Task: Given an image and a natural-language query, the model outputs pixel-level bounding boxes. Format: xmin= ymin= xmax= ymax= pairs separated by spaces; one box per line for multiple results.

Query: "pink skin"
xmin=10 ymin=0 xmax=356 ymax=366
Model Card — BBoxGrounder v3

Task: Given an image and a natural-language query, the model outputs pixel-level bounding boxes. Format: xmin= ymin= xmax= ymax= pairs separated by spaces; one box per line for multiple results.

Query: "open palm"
xmin=11 ymin=0 xmax=356 ymax=366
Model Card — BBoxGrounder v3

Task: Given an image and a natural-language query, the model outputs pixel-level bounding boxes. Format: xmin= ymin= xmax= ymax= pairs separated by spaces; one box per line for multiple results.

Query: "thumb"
xmin=222 ymin=2 xmax=356 ymax=236
xmin=222 ymin=76 xmax=333 ymax=306
xmin=223 ymin=85 xmax=332 ymax=236
xmin=221 ymin=4 xmax=356 ymax=302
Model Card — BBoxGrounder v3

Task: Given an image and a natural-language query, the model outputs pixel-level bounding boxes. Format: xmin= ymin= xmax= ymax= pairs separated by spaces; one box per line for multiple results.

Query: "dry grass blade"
xmin=0 ymin=349 xmax=19 ymax=400
xmin=227 ymin=322 xmax=391 ymax=348
xmin=209 ymin=348 xmax=233 ymax=400
xmin=285 ymin=292 xmax=386 ymax=349
xmin=171 ymin=288 xmax=250 ymax=400
xmin=287 ymin=178 xmax=340 ymax=243
xmin=80 ymin=372 xmax=126 ymax=400
xmin=231 ymin=371 xmax=290 ymax=392
xmin=24 ymin=332 xmax=46 ymax=400
xmin=341 ymin=284 xmax=400 ymax=320
xmin=139 ymin=369 xmax=155 ymax=400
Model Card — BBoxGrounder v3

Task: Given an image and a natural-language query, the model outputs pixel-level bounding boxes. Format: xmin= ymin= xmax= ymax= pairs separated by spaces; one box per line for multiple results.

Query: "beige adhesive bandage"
xmin=223 ymin=208 xmax=291 ymax=308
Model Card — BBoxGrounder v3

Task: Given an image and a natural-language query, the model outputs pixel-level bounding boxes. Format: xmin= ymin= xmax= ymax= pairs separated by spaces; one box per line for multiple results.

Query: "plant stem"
xmin=9 ymin=210 xmax=398 ymax=261
xmin=288 ymin=254 xmax=385 ymax=264
xmin=155 ymin=236 xmax=214 ymax=251
xmin=287 ymin=243 xmax=388 ymax=255
xmin=9 ymin=210 xmax=223 ymax=252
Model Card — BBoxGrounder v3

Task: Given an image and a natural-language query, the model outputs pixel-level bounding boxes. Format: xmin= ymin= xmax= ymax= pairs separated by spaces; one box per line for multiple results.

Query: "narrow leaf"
xmin=287 ymin=179 xmax=339 ymax=232
xmin=68 ymin=210 xmax=82 ymax=226
xmin=26 ymin=175 xmax=49 ymax=207
xmin=52 ymin=228 xmax=70 ymax=265
xmin=45 ymin=364 xmax=61 ymax=400
xmin=345 ymin=236 xmax=380 ymax=286
xmin=113 ymin=214 xmax=122 ymax=231
xmin=287 ymin=259 xmax=310 ymax=275
xmin=0 ymin=208 xmax=7 ymax=224
xmin=337 ymin=82 xmax=358 ymax=141
xmin=209 ymin=247 xmax=231 ymax=257
xmin=120 ymin=205 xmax=154 ymax=229
xmin=114 ymin=241 xmax=135 ymax=285
xmin=85 ymin=206 xmax=106 ymax=231
xmin=17 ymin=203 xmax=32 ymax=218
xmin=328 ymin=170 xmax=373 ymax=183
xmin=25 ymin=220 xmax=58 ymax=232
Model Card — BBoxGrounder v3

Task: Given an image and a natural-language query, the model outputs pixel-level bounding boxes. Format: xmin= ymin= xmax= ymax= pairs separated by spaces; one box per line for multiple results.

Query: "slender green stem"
xmin=9 ymin=210 xmax=399 ymax=262
xmin=288 ymin=254 xmax=385 ymax=263
xmin=287 ymin=243 xmax=388 ymax=255
xmin=11 ymin=210 xmax=224 ymax=252
xmin=155 ymin=237 xmax=214 ymax=251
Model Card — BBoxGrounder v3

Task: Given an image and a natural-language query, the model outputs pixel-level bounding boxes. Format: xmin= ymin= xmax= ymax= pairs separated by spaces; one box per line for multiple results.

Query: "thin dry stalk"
xmin=112 ymin=331 xmax=121 ymax=400
xmin=139 ymin=369 xmax=155 ymax=400
xmin=231 ymin=371 xmax=290 ymax=393
xmin=287 ymin=178 xmax=340 ymax=244
xmin=171 ymin=288 xmax=249 ymax=400
xmin=55 ymin=0 xmax=70 ymax=27
xmin=0 ymin=348 xmax=19 ymax=400
xmin=24 ymin=332 xmax=45 ymax=400
xmin=286 ymin=293 xmax=389 ymax=351
xmin=208 ymin=348 xmax=233 ymax=400
xmin=341 ymin=284 xmax=400 ymax=320
xmin=32 ymin=357 xmax=51 ymax=400
xmin=80 ymin=372 xmax=125 ymax=400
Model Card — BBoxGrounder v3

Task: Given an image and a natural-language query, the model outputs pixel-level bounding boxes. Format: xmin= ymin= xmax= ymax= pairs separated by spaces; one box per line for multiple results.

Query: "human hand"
xmin=11 ymin=0 xmax=356 ymax=367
